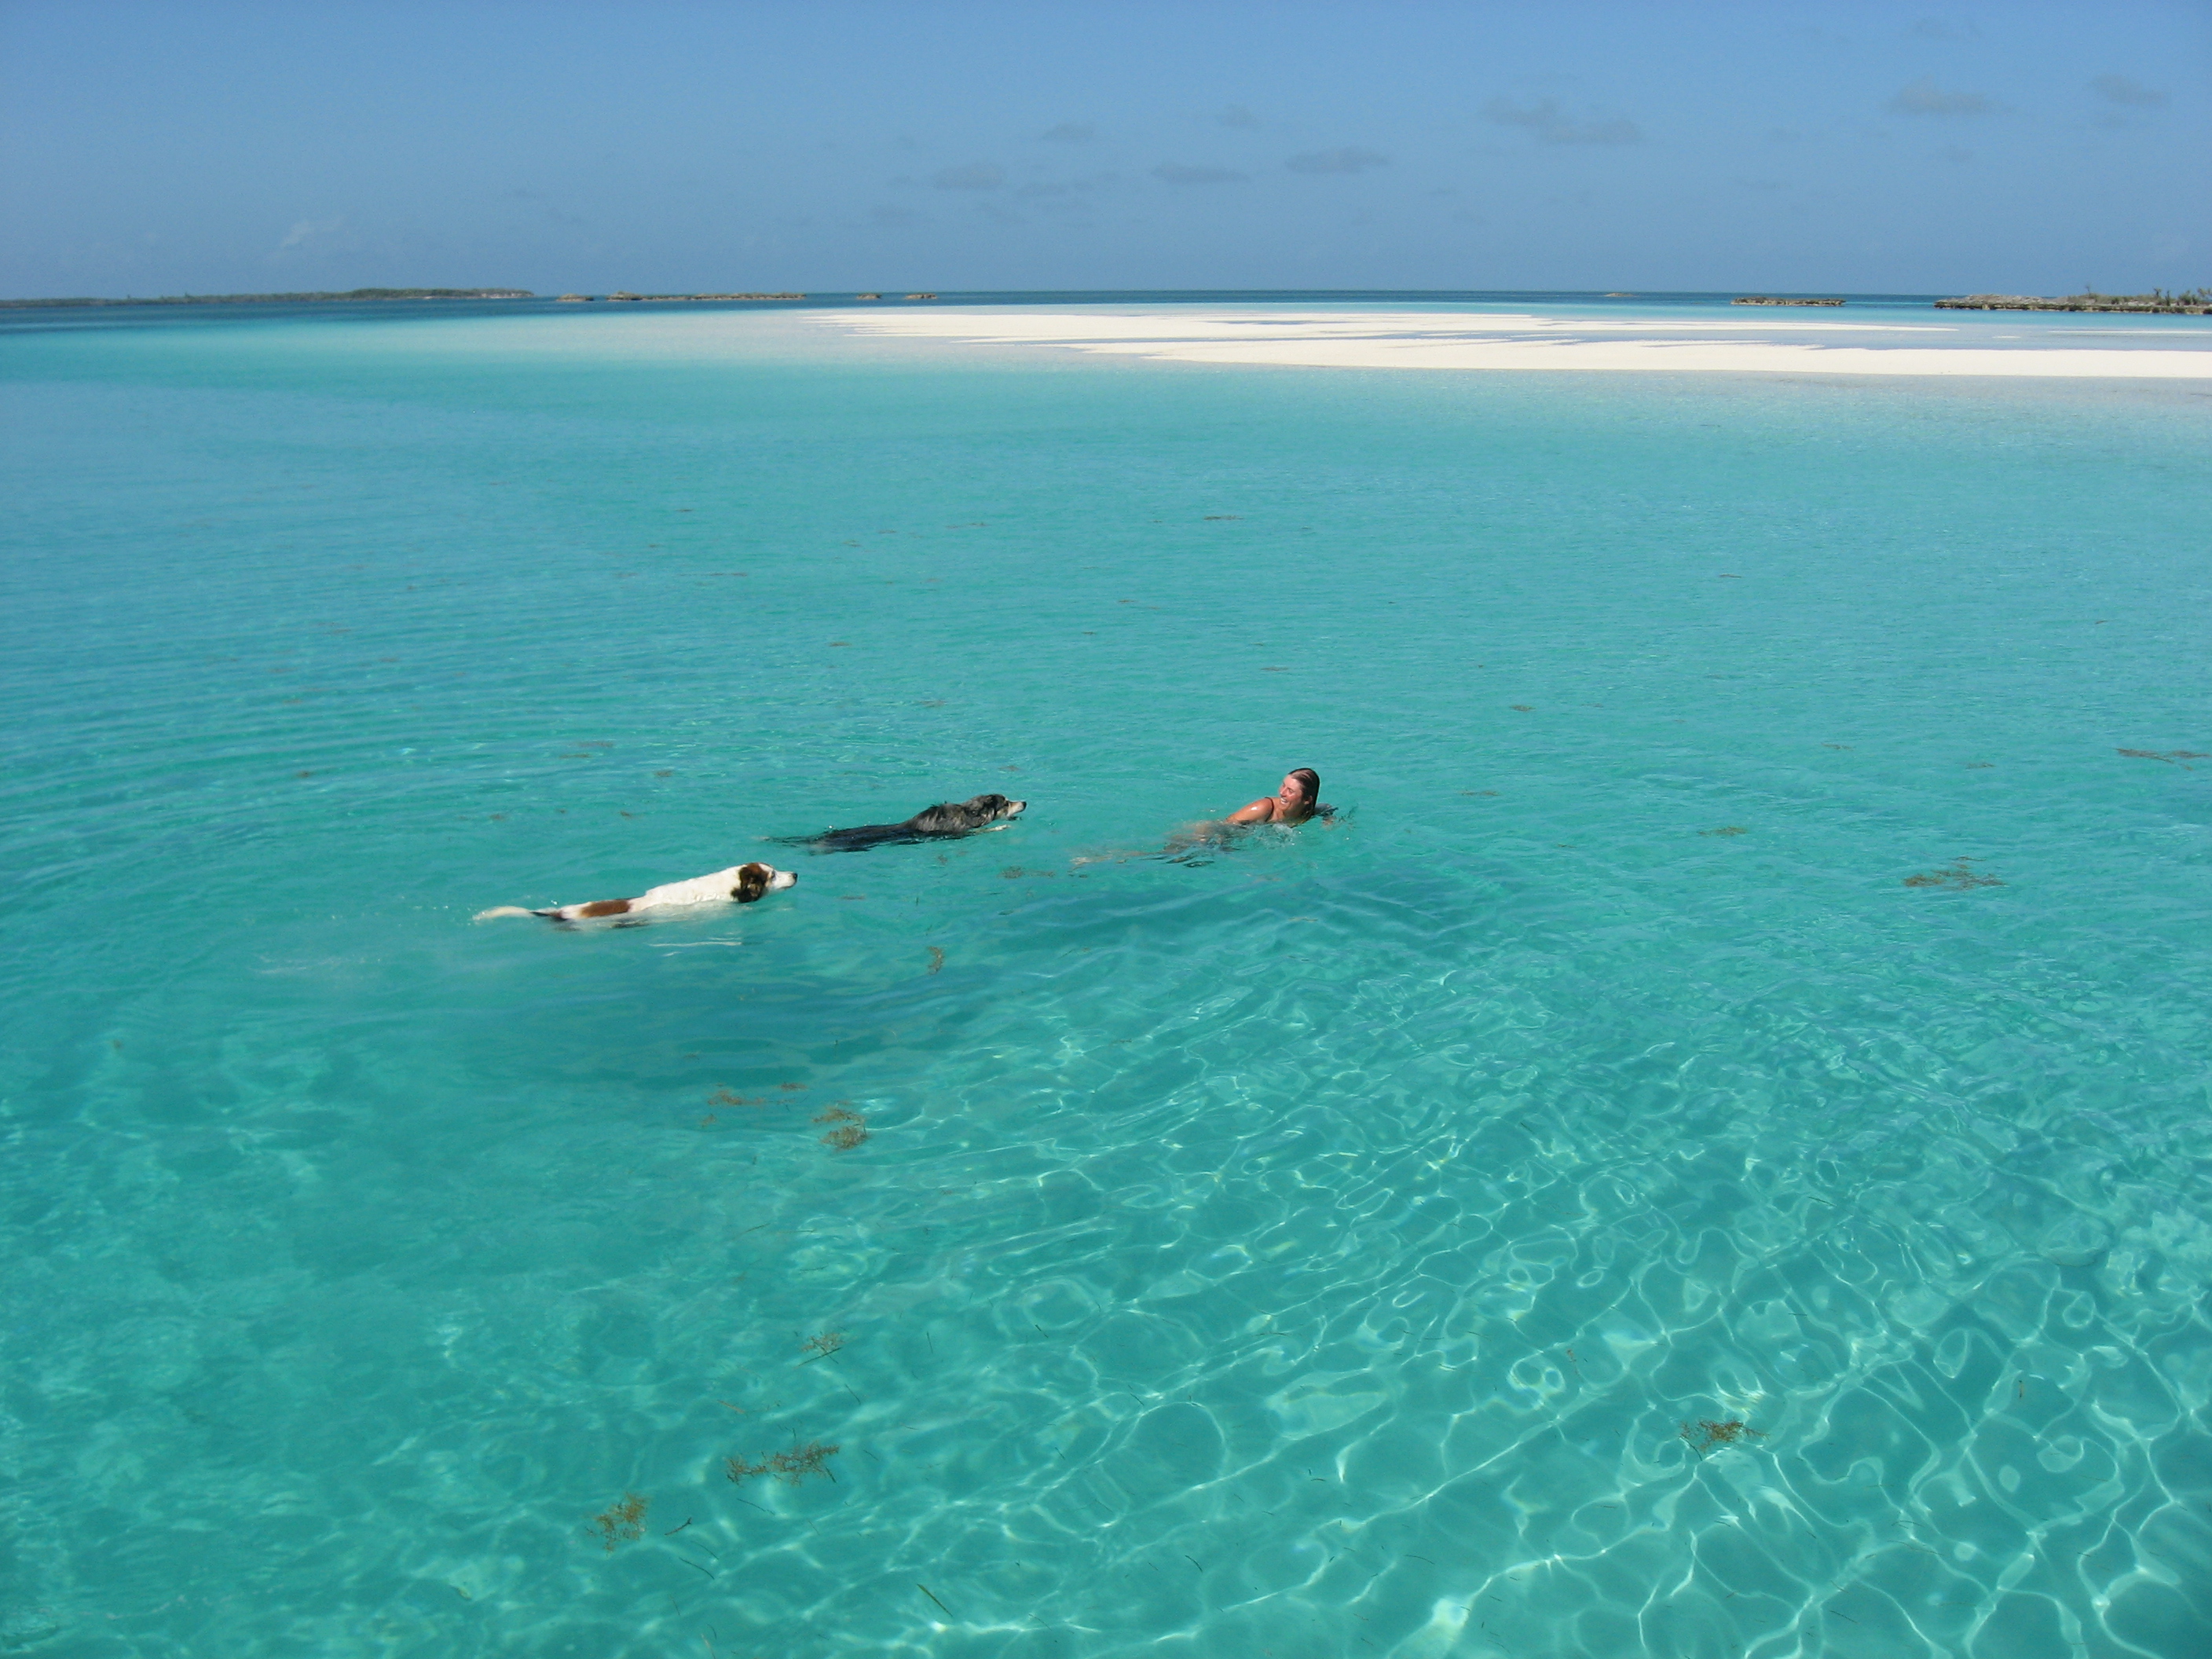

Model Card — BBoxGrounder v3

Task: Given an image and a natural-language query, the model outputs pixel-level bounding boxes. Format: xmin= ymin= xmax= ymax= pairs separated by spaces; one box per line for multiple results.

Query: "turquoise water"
xmin=3 ymin=302 xmax=2210 ymax=1657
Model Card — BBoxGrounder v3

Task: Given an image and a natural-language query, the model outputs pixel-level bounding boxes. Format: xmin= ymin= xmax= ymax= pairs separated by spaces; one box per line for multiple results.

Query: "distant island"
xmin=0 ymin=287 xmax=531 ymax=309
xmin=1733 ymin=296 xmax=1844 ymax=306
xmin=1936 ymin=289 xmax=2210 ymax=314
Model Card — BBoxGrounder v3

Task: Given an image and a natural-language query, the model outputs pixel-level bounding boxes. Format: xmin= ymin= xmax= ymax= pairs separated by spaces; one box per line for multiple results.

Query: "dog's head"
xmin=731 ymin=862 xmax=799 ymax=903
xmin=963 ymin=793 xmax=1026 ymax=822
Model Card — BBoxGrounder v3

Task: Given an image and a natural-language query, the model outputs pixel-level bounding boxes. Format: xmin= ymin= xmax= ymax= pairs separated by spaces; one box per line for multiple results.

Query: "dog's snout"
xmin=1008 ymin=800 xmax=1027 ymax=816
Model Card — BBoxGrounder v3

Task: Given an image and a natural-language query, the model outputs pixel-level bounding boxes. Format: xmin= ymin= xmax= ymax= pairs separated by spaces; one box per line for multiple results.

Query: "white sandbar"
xmin=830 ymin=307 xmax=2212 ymax=380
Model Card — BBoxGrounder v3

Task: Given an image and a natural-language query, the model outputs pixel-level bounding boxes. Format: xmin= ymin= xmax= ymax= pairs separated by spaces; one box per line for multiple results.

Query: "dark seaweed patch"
xmin=1903 ymin=859 xmax=2003 ymax=890
xmin=726 ymin=1441 xmax=840 ymax=1485
xmin=815 ymin=1106 xmax=869 ymax=1150
xmin=589 ymin=1492 xmax=650 ymax=1551
xmin=1680 ymin=1419 xmax=1763 ymax=1456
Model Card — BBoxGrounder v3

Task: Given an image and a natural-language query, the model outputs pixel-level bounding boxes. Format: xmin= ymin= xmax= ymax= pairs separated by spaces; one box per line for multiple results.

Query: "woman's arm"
xmin=1220 ymin=797 xmax=1278 ymax=826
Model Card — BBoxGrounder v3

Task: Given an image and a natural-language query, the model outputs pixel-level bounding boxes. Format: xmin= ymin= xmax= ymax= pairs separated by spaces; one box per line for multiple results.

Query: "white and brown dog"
xmin=474 ymin=860 xmax=797 ymax=924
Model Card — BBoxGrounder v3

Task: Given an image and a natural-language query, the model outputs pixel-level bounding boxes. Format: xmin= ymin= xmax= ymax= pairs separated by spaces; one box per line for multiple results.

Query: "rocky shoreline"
xmin=1936 ymin=291 xmax=2211 ymax=315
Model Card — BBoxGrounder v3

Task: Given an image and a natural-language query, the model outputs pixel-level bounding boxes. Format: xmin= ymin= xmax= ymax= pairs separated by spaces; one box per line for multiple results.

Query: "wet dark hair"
xmin=1284 ymin=767 xmax=1333 ymax=823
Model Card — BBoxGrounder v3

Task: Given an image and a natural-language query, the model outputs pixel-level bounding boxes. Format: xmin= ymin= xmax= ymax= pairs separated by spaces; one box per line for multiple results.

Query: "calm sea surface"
xmin=2 ymin=298 xmax=2210 ymax=1657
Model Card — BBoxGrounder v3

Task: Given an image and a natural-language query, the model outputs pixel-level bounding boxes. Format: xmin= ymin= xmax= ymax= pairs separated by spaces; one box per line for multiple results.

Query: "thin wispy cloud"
xmin=1015 ymin=174 xmax=1117 ymax=198
xmin=1484 ymin=97 xmax=1555 ymax=132
xmin=1152 ymin=162 xmax=1248 ymax=185
xmin=1039 ymin=123 xmax=1095 ymax=142
xmin=1286 ymin=147 xmax=1388 ymax=175
xmin=1885 ymin=78 xmax=1999 ymax=116
xmin=931 ymin=163 xmax=1005 ymax=190
xmin=1218 ymin=105 xmax=1260 ymax=129
xmin=1482 ymin=97 xmax=1640 ymax=145
xmin=277 ymin=215 xmax=346 ymax=251
xmin=2092 ymin=75 xmax=2166 ymax=108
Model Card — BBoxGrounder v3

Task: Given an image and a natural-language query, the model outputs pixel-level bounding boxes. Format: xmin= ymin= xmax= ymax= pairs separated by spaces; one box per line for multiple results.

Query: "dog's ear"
xmin=733 ymin=862 xmax=771 ymax=903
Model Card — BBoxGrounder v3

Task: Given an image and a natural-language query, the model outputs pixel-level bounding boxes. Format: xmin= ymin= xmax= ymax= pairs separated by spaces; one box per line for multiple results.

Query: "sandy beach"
xmin=833 ymin=306 xmax=2212 ymax=379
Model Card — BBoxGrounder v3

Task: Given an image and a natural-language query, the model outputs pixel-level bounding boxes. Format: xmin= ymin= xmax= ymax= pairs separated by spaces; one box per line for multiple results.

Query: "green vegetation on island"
xmin=0 ymin=287 xmax=533 ymax=309
xmin=1936 ymin=288 xmax=2210 ymax=315
xmin=1733 ymin=296 xmax=1844 ymax=306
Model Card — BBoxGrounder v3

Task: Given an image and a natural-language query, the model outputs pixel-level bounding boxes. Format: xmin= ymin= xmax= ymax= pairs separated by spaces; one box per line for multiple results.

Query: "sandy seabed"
xmin=832 ymin=306 xmax=2212 ymax=379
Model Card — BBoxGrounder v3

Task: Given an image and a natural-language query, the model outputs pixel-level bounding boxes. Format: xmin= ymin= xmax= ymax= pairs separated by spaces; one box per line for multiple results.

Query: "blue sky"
xmin=2 ymin=0 xmax=2204 ymax=297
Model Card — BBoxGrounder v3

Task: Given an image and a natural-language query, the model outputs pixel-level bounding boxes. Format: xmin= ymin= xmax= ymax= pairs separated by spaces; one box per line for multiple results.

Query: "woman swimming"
xmin=1075 ymin=768 xmax=1331 ymax=866
xmin=1155 ymin=767 xmax=1331 ymax=859
xmin=1219 ymin=767 xmax=1326 ymax=828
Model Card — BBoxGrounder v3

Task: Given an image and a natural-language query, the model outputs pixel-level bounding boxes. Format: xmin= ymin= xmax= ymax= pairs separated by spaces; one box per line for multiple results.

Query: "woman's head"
xmin=1278 ymin=768 xmax=1320 ymax=819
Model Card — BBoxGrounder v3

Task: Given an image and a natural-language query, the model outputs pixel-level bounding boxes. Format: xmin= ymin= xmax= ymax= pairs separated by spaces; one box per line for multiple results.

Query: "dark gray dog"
xmin=782 ymin=793 xmax=1027 ymax=854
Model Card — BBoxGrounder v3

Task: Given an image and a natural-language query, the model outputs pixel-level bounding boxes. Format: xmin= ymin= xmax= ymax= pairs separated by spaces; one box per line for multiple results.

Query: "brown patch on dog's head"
xmin=731 ymin=862 xmax=797 ymax=901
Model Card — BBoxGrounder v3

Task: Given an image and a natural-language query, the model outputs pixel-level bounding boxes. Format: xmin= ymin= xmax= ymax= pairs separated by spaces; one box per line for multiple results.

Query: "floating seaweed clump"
xmin=815 ymin=1106 xmax=870 ymax=1150
xmin=799 ymin=1331 xmax=845 ymax=1363
xmin=590 ymin=1492 xmax=650 ymax=1551
xmin=1903 ymin=859 xmax=2004 ymax=891
xmin=1681 ymin=1419 xmax=1763 ymax=1456
xmin=726 ymin=1441 xmax=840 ymax=1485
xmin=709 ymin=1089 xmax=765 ymax=1108
xmin=1700 ymin=826 xmax=1746 ymax=837
xmin=2119 ymin=749 xmax=2206 ymax=769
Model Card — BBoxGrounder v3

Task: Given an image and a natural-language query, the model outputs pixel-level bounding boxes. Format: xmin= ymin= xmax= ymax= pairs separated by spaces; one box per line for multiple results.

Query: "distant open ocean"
xmin=3 ymin=293 xmax=2209 ymax=1657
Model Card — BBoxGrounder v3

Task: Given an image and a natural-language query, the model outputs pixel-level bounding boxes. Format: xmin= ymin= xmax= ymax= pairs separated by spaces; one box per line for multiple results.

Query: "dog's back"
xmin=786 ymin=793 xmax=1026 ymax=854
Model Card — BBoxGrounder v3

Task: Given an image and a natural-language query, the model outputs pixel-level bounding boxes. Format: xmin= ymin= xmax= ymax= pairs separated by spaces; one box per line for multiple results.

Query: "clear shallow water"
xmin=2 ymin=302 xmax=2210 ymax=1658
